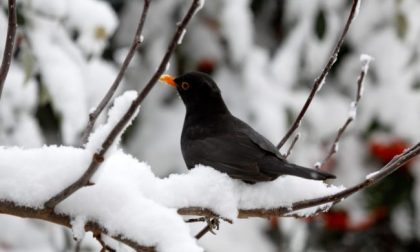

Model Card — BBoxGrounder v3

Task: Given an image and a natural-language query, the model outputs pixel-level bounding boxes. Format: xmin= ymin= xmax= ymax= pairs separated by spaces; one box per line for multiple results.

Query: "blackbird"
xmin=160 ymin=71 xmax=336 ymax=183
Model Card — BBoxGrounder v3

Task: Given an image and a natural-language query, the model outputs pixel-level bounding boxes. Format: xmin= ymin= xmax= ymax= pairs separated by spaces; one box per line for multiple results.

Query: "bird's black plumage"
xmin=171 ymin=71 xmax=335 ymax=183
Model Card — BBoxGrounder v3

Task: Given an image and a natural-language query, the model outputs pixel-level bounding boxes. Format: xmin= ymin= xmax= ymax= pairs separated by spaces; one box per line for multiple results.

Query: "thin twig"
xmin=185 ymin=217 xmax=207 ymax=223
xmin=0 ymin=200 xmax=154 ymax=252
xmin=284 ymin=133 xmax=300 ymax=159
xmin=178 ymin=141 xmax=420 ymax=218
xmin=317 ymin=56 xmax=370 ymax=169
xmin=277 ymin=0 xmax=360 ymax=149
xmin=44 ymin=0 xmax=202 ymax=210
xmin=0 ymin=0 xmax=17 ymax=99
xmin=80 ymin=0 xmax=151 ymax=145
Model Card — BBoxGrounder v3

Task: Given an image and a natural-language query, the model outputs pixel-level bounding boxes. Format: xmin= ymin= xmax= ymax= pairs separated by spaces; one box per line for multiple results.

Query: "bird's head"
xmin=160 ymin=71 xmax=227 ymax=113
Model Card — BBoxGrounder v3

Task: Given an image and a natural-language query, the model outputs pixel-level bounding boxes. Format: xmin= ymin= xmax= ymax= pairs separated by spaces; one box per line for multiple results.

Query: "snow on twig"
xmin=277 ymin=0 xmax=361 ymax=149
xmin=44 ymin=0 xmax=204 ymax=210
xmin=81 ymin=0 xmax=151 ymax=145
xmin=316 ymin=54 xmax=373 ymax=170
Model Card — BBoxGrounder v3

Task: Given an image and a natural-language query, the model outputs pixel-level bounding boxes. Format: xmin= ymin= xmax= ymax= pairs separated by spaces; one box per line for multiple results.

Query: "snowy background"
xmin=1 ymin=0 xmax=420 ymax=251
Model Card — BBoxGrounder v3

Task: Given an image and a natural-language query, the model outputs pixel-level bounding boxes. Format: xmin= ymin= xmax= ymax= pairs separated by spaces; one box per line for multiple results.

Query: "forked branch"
xmin=277 ymin=0 xmax=361 ymax=149
xmin=317 ymin=54 xmax=372 ymax=170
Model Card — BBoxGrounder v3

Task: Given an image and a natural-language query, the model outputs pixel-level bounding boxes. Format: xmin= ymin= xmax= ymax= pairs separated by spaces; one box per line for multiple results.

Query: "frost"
xmin=85 ymin=91 xmax=139 ymax=153
xmin=353 ymin=0 xmax=362 ymax=21
xmin=360 ymin=53 xmax=374 ymax=72
xmin=365 ymin=170 xmax=381 ymax=180
xmin=333 ymin=142 xmax=339 ymax=152
xmin=178 ymin=29 xmax=187 ymax=44
xmin=348 ymin=101 xmax=357 ymax=120
xmin=316 ymin=77 xmax=326 ymax=92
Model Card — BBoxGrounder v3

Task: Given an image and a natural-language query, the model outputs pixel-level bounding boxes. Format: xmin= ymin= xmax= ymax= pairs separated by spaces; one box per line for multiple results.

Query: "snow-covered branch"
xmin=0 ymin=0 xmax=17 ymax=99
xmin=277 ymin=0 xmax=361 ymax=149
xmin=44 ymin=0 xmax=203 ymax=210
xmin=316 ymin=54 xmax=373 ymax=170
xmin=178 ymin=141 xmax=420 ymax=218
xmin=0 ymin=200 xmax=155 ymax=252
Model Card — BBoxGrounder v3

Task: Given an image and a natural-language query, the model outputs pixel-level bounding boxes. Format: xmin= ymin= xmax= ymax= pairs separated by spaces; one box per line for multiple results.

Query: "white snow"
xmin=333 ymin=142 xmax=340 ymax=153
xmin=85 ymin=91 xmax=139 ymax=154
xmin=360 ymin=53 xmax=374 ymax=72
xmin=348 ymin=101 xmax=357 ymax=120
xmin=316 ymin=77 xmax=326 ymax=92
xmin=0 ymin=140 xmax=345 ymax=251
xmin=365 ymin=169 xmax=381 ymax=180
xmin=353 ymin=0 xmax=362 ymax=21
xmin=71 ymin=215 xmax=87 ymax=241
xmin=178 ymin=29 xmax=187 ymax=45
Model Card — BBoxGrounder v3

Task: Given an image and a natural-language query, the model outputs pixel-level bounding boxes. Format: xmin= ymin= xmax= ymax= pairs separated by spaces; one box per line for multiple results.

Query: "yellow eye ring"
xmin=181 ymin=82 xmax=190 ymax=90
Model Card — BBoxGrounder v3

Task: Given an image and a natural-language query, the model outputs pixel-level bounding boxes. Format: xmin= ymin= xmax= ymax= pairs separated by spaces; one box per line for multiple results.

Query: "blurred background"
xmin=1 ymin=0 xmax=420 ymax=251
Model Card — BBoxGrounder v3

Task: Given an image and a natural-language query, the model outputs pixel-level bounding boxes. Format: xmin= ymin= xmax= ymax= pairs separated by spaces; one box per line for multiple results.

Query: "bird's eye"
xmin=181 ymin=82 xmax=190 ymax=90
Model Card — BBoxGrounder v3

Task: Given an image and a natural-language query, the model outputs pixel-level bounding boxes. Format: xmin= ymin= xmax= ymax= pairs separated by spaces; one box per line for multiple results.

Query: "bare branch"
xmin=277 ymin=0 xmax=361 ymax=149
xmin=80 ymin=0 xmax=151 ymax=146
xmin=284 ymin=133 xmax=300 ymax=159
xmin=179 ymin=142 xmax=420 ymax=218
xmin=0 ymin=200 xmax=155 ymax=252
xmin=44 ymin=0 xmax=202 ymax=210
xmin=317 ymin=56 xmax=370 ymax=169
xmin=0 ymin=0 xmax=17 ymax=99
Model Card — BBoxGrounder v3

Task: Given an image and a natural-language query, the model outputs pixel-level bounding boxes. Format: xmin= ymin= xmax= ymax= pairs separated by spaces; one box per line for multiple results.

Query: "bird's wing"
xmin=232 ymin=117 xmax=283 ymax=159
xmin=182 ymin=134 xmax=272 ymax=182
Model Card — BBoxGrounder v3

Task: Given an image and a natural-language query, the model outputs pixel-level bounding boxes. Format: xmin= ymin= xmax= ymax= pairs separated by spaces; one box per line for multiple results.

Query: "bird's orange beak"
xmin=159 ymin=74 xmax=177 ymax=88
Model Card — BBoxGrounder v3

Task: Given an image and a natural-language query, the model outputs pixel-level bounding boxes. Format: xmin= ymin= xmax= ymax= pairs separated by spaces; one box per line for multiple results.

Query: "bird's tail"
xmin=259 ymin=156 xmax=336 ymax=181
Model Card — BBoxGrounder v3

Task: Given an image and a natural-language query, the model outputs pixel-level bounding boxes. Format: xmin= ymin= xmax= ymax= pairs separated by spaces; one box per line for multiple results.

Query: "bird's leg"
xmin=206 ymin=217 xmax=220 ymax=234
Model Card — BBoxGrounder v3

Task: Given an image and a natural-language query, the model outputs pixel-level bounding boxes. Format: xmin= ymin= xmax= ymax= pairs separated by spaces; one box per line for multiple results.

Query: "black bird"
xmin=160 ymin=72 xmax=336 ymax=183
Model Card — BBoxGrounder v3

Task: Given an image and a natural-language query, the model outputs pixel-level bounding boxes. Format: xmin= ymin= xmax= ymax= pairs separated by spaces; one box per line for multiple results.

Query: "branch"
xmin=80 ymin=0 xmax=151 ymax=146
xmin=44 ymin=0 xmax=202 ymax=210
xmin=284 ymin=133 xmax=300 ymax=159
xmin=0 ymin=0 xmax=17 ymax=99
xmin=277 ymin=0 xmax=360 ymax=149
xmin=316 ymin=54 xmax=371 ymax=170
xmin=178 ymin=142 xmax=420 ymax=218
xmin=0 ymin=200 xmax=155 ymax=252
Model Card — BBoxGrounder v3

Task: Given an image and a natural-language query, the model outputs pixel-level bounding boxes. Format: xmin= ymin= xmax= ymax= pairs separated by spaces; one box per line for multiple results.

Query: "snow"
xmin=194 ymin=0 xmax=206 ymax=16
xmin=333 ymin=142 xmax=339 ymax=152
xmin=70 ymin=215 xmax=87 ymax=241
xmin=0 ymin=146 xmax=345 ymax=220
xmin=0 ymin=143 xmax=344 ymax=251
xmin=365 ymin=169 xmax=381 ymax=180
xmin=353 ymin=0 xmax=362 ymax=21
xmin=2 ymin=0 xmax=420 ymax=250
xmin=66 ymin=0 xmax=118 ymax=56
xmin=360 ymin=53 xmax=374 ymax=72
xmin=348 ymin=101 xmax=357 ymax=120
xmin=316 ymin=77 xmax=326 ymax=92
xmin=85 ymin=91 xmax=138 ymax=154
xmin=178 ymin=29 xmax=187 ymax=45
xmin=27 ymin=16 xmax=88 ymax=145
xmin=220 ymin=0 xmax=253 ymax=64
